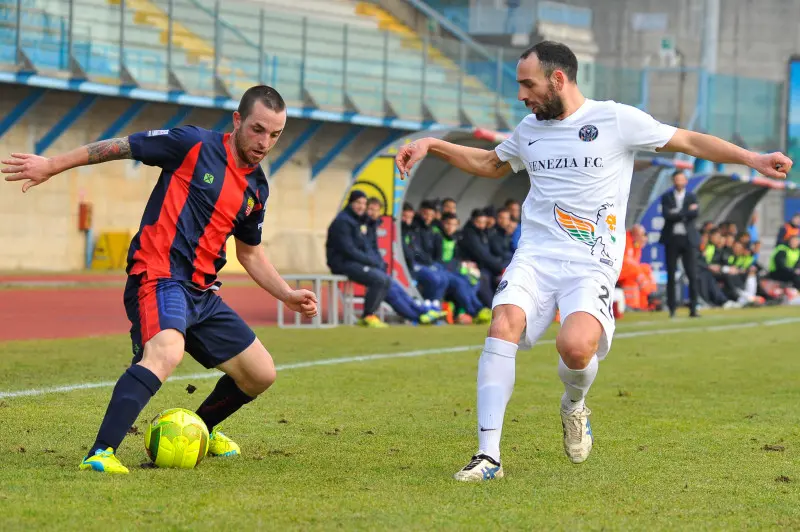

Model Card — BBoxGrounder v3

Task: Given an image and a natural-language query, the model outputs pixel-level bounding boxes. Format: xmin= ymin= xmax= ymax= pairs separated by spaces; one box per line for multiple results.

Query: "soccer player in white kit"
xmin=395 ymin=41 xmax=793 ymax=481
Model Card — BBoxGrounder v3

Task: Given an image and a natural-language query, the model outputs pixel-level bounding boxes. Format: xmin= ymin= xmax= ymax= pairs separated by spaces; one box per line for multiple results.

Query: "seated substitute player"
xmin=2 ymin=85 xmax=319 ymax=474
xmin=394 ymin=40 xmax=792 ymax=482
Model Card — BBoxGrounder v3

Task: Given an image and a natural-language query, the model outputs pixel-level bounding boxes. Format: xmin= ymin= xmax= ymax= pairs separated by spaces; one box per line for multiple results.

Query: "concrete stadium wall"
xmin=0 ymin=84 xmax=388 ymax=273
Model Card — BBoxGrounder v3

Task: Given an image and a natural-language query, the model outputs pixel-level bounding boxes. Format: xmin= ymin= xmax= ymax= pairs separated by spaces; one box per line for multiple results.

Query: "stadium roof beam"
xmin=310 ymin=125 xmax=365 ymax=181
xmin=0 ymin=74 xmax=452 ymax=133
xmin=35 ymin=94 xmax=97 ymax=155
xmin=269 ymin=122 xmax=323 ymax=177
xmin=351 ymin=130 xmax=407 ymax=179
xmin=95 ymin=100 xmax=148 ymax=142
xmin=0 ymin=87 xmax=45 ymax=142
xmin=211 ymin=113 xmax=232 ymax=133
xmin=133 ymin=106 xmax=193 ymax=167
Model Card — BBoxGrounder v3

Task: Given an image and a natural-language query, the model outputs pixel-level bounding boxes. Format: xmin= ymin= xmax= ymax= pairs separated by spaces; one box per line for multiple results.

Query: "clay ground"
xmin=0 ymin=272 xmax=335 ymax=341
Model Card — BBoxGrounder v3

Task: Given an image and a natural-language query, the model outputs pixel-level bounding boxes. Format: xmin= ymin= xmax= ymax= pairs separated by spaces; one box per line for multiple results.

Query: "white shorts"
xmin=491 ymin=254 xmax=617 ymax=359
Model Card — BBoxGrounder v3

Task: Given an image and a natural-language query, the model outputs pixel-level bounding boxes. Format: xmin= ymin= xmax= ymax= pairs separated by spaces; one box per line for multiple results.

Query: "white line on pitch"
xmin=0 ymin=316 xmax=798 ymax=400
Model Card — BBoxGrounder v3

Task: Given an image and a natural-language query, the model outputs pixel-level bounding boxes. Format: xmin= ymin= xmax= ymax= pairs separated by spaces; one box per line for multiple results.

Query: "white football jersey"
xmin=495 ymin=99 xmax=677 ymax=276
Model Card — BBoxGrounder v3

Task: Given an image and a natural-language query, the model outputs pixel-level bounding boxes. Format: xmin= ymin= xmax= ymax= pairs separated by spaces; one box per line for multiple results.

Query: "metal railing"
xmin=0 ymin=0 xmax=785 ymax=146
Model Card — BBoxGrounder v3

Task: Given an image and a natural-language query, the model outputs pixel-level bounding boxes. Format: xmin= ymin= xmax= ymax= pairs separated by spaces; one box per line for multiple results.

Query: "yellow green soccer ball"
xmin=144 ymin=408 xmax=209 ymax=469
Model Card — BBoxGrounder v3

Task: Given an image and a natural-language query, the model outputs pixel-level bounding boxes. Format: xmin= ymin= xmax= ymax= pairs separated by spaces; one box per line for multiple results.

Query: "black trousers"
xmin=665 ymin=235 xmax=698 ymax=312
xmin=768 ymin=269 xmax=800 ymax=290
xmin=335 ymin=262 xmax=391 ymax=318
xmin=697 ymin=268 xmax=728 ymax=306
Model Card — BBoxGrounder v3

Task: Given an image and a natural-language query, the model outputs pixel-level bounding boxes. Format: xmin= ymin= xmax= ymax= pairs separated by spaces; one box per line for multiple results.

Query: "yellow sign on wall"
xmin=90 ymin=231 xmax=131 ymax=270
xmin=343 ymin=157 xmax=397 ymax=215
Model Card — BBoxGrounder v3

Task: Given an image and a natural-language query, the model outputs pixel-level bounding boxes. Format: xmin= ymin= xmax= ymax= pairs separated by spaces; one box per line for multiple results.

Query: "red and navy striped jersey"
xmin=126 ymin=126 xmax=269 ymax=289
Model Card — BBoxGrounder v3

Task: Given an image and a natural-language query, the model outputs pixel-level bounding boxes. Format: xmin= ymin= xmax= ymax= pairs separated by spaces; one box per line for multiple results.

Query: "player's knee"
xmin=140 ymin=331 xmax=185 ymax=380
xmin=243 ymin=364 xmax=276 ymax=396
xmin=236 ymin=348 xmax=277 ymax=396
xmin=556 ymin=333 xmax=598 ymax=370
xmin=487 ymin=305 xmax=525 ymax=343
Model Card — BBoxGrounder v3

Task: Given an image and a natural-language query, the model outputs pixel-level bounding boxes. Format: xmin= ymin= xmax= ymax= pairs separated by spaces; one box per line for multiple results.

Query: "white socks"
xmin=558 ymin=355 xmax=599 ymax=413
xmin=475 ymin=339 xmax=599 ymax=462
xmin=476 ymin=337 xmax=518 ymax=462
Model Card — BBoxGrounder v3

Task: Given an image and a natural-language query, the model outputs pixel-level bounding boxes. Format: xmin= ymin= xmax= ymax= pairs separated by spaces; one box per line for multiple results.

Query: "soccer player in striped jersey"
xmin=2 ymin=85 xmax=318 ymax=473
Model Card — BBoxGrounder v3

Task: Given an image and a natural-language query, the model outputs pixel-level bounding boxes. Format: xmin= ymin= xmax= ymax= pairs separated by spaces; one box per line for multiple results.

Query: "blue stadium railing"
xmin=0 ymin=0 xmax=785 ymax=148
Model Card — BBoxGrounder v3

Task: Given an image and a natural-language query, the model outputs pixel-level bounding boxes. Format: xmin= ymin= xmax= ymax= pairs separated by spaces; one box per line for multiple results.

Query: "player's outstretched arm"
xmin=658 ymin=129 xmax=793 ymax=179
xmin=2 ymin=137 xmax=132 ymax=193
xmin=395 ymin=137 xmax=511 ymax=180
xmin=235 ymin=239 xmax=318 ymax=318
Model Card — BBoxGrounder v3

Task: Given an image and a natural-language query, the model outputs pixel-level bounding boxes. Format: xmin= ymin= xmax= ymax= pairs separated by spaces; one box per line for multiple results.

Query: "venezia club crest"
xmin=578 ymin=125 xmax=598 ymax=142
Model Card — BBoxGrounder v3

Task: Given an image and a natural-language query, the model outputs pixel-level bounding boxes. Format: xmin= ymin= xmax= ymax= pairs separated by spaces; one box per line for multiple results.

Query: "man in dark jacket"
xmin=488 ymin=207 xmax=514 ymax=267
xmin=439 ymin=213 xmax=491 ymax=324
xmin=402 ymin=202 xmax=448 ymax=305
xmin=459 ymin=208 xmax=506 ymax=308
xmin=416 ymin=200 xmax=444 ymax=263
xmin=365 ymin=197 xmax=440 ymax=325
xmin=659 ymin=170 xmax=700 ymax=317
xmin=325 ymin=190 xmax=390 ymax=328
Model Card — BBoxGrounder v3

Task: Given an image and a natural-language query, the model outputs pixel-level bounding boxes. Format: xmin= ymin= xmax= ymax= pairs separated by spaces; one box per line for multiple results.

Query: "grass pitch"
xmin=1 ymin=308 xmax=800 ymax=531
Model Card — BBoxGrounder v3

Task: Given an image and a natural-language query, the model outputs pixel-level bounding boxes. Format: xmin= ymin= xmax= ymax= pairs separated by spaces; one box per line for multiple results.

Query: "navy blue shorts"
xmin=123 ymin=275 xmax=257 ymax=369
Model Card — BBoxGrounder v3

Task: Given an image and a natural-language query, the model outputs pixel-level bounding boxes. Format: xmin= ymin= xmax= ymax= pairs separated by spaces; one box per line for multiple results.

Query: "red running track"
xmin=0 ymin=277 xmax=338 ymax=341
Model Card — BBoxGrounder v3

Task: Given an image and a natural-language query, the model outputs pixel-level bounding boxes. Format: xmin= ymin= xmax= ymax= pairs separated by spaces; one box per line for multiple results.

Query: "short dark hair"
xmin=672 ymin=169 xmax=686 ymax=179
xmin=442 ymin=197 xmax=456 ymax=206
xmin=504 ymin=199 xmax=520 ymax=208
xmin=735 ymin=231 xmax=750 ymax=242
xmin=520 ymin=41 xmax=578 ymax=82
xmin=402 ymin=202 xmax=414 ymax=213
xmin=419 ymin=200 xmax=436 ymax=211
xmin=367 ymin=197 xmax=383 ymax=208
xmin=497 ymin=207 xmax=510 ymax=216
xmin=709 ymin=228 xmax=720 ymax=236
xmin=470 ymin=208 xmax=486 ymax=221
xmin=238 ymin=85 xmax=286 ymax=120
xmin=441 ymin=212 xmax=458 ymax=222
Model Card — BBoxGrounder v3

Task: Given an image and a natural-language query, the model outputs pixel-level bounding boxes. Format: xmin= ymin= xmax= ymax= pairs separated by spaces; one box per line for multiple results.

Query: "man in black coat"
xmin=488 ymin=206 xmax=514 ymax=267
xmin=459 ymin=208 xmax=506 ymax=308
xmin=325 ymin=190 xmax=391 ymax=327
xmin=402 ymin=201 xmax=448 ymax=303
xmin=659 ymin=170 xmax=700 ymax=317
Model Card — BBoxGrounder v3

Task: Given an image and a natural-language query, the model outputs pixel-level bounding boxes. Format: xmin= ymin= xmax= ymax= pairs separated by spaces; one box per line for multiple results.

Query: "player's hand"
xmin=284 ymin=289 xmax=318 ymax=318
xmin=1 ymin=153 xmax=55 ymax=192
xmin=395 ymin=138 xmax=431 ymax=180
xmin=752 ymin=152 xmax=793 ymax=179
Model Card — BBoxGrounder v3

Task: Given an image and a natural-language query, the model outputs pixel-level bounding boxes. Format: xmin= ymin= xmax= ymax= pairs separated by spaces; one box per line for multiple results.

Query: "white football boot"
xmin=560 ymin=405 xmax=593 ymax=463
xmin=453 ymin=453 xmax=504 ymax=482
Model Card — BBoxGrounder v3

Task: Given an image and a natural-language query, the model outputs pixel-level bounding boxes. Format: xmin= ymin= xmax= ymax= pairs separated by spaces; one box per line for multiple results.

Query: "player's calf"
xmin=196 ymin=339 xmax=276 ymax=457
xmin=556 ymin=313 xmax=601 ymax=463
xmin=81 ymin=330 xmax=185 ymax=471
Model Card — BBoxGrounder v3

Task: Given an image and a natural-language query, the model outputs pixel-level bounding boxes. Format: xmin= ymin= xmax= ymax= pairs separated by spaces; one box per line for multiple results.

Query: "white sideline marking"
xmin=1 ymin=317 xmax=798 ymax=400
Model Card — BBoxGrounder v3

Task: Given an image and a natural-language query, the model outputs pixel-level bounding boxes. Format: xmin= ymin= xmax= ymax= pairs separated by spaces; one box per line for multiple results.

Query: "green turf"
xmin=1 ymin=308 xmax=799 ymax=531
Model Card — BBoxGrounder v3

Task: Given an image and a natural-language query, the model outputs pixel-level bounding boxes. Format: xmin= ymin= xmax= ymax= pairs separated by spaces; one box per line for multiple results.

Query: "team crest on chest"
xmin=578 ymin=125 xmax=598 ymax=142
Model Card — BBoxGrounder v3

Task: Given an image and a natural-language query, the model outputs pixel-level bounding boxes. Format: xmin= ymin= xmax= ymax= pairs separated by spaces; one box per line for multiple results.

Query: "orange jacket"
xmin=624 ymin=231 xmax=642 ymax=264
